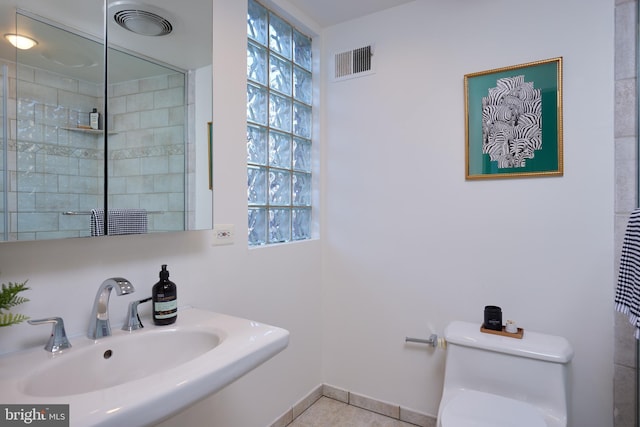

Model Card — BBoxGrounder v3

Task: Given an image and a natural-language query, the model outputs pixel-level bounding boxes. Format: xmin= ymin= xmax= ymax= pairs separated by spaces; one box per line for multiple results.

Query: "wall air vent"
xmin=332 ymin=44 xmax=374 ymax=82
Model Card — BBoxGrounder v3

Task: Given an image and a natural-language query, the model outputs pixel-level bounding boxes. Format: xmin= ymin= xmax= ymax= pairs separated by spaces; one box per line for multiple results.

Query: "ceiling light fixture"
xmin=4 ymin=33 xmax=38 ymax=50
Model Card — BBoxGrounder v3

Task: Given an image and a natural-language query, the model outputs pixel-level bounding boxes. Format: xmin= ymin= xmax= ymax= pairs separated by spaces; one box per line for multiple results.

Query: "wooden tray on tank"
xmin=480 ymin=325 xmax=524 ymax=339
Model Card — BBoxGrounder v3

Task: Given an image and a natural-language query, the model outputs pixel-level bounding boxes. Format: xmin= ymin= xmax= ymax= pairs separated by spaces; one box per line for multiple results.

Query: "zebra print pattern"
xmin=481 ymin=75 xmax=542 ymax=169
xmin=616 ymin=208 xmax=640 ymax=339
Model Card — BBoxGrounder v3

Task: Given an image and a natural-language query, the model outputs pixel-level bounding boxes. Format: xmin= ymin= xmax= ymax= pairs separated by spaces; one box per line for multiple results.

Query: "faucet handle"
xmin=28 ymin=317 xmax=72 ymax=353
xmin=122 ymin=297 xmax=152 ymax=332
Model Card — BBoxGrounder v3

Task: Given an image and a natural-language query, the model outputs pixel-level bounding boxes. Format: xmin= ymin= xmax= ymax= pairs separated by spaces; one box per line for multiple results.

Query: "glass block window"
xmin=247 ymin=0 xmax=312 ymax=246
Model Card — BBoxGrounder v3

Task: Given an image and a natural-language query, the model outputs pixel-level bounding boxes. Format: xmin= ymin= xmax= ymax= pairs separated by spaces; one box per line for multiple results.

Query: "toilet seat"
xmin=440 ymin=390 xmax=547 ymax=427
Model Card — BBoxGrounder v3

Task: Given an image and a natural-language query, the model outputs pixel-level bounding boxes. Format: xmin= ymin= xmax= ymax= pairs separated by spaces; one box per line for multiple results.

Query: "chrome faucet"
xmin=88 ymin=277 xmax=135 ymax=339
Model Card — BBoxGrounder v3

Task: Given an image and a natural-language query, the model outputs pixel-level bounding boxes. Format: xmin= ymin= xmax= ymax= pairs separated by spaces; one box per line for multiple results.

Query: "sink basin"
xmin=23 ymin=329 xmax=220 ymax=397
xmin=0 ymin=307 xmax=289 ymax=427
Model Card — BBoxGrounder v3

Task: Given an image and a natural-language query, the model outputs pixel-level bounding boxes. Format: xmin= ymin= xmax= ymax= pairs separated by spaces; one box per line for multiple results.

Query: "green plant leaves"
xmin=0 ymin=280 xmax=30 ymax=326
xmin=0 ymin=312 xmax=29 ymax=327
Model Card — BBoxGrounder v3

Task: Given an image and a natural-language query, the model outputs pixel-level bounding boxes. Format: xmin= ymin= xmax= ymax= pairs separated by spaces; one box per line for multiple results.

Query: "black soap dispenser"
xmin=152 ymin=264 xmax=177 ymax=325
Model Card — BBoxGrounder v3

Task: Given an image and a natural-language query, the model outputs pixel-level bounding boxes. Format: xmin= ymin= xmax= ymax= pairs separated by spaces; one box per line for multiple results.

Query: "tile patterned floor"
xmin=288 ymin=397 xmax=419 ymax=427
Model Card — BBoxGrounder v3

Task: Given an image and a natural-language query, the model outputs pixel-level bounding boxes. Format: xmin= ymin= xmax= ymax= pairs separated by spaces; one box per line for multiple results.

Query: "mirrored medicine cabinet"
xmin=0 ymin=0 xmax=213 ymax=241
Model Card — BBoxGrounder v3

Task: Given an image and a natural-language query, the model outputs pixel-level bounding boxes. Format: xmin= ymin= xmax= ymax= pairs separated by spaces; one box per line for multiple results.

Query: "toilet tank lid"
xmin=444 ymin=321 xmax=574 ymax=364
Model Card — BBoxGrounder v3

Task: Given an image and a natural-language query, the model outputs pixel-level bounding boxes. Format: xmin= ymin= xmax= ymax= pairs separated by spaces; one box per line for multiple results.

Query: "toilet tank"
xmin=442 ymin=321 xmax=574 ymax=416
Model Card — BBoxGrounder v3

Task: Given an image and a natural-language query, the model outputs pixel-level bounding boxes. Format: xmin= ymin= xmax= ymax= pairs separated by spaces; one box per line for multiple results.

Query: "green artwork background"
xmin=467 ymin=60 xmax=560 ymax=177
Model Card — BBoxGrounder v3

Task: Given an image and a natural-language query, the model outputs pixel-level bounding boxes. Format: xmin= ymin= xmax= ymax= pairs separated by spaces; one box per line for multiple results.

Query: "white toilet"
xmin=437 ymin=321 xmax=574 ymax=427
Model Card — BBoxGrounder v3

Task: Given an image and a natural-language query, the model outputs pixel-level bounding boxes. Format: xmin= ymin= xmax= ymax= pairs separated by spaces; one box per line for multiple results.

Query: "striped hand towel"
xmin=615 ymin=208 xmax=640 ymax=338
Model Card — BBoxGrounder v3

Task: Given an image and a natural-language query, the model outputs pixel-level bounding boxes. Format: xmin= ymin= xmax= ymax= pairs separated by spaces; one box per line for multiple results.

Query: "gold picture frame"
xmin=464 ymin=57 xmax=563 ymax=180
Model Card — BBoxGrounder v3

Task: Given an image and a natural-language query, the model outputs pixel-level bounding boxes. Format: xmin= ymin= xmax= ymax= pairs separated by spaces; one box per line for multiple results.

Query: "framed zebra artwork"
xmin=464 ymin=57 xmax=563 ymax=180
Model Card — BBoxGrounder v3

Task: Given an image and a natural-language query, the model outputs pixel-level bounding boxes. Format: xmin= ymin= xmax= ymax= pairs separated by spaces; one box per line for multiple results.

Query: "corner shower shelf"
xmin=61 ymin=127 xmax=118 ymax=135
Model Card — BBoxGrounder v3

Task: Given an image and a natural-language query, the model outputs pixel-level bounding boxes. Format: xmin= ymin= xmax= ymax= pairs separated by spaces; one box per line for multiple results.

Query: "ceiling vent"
xmin=109 ymin=2 xmax=174 ymax=37
xmin=332 ymin=44 xmax=374 ymax=82
xmin=113 ymin=9 xmax=172 ymax=36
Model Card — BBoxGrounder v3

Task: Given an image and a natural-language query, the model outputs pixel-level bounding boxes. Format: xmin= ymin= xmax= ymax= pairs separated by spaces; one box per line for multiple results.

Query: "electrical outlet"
xmin=212 ymin=224 xmax=234 ymax=246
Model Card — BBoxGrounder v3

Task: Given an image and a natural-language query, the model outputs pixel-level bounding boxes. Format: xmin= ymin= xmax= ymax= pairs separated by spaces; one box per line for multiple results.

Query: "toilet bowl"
xmin=440 ymin=390 xmax=546 ymax=427
xmin=437 ymin=321 xmax=573 ymax=427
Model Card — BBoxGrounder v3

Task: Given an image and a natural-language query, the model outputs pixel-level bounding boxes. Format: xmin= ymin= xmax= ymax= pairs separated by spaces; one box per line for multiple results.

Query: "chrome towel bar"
xmin=63 ymin=210 xmax=163 ymax=215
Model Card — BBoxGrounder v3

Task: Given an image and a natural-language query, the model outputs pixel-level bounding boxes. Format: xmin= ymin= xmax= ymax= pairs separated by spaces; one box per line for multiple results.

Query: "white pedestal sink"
xmin=0 ymin=308 xmax=289 ymax=427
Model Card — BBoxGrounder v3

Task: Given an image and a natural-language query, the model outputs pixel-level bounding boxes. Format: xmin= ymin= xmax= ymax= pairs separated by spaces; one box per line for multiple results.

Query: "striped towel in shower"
xmin=90 ymin=209 xmax=148 ymax=236
xmin=615 ymin=208 xmax=640 ymax=338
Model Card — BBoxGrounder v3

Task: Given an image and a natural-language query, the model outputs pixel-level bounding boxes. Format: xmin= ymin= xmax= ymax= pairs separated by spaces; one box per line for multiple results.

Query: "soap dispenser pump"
xmin=152 ymin=264 xmax=177 ymax=325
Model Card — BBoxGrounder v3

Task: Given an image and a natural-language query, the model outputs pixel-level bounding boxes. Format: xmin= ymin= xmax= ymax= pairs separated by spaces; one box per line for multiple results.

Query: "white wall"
xmin=0 ymin=1 xmax=322 ymax=426
xmin=0 ymin=0 xmax=616 ymax=426
xmin=320 ymin=1 xmax=615 ymax=426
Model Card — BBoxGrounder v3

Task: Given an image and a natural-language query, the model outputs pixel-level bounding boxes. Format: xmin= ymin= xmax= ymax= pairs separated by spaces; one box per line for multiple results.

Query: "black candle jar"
xmin=484 ymin=305 xmax=502 ymax=331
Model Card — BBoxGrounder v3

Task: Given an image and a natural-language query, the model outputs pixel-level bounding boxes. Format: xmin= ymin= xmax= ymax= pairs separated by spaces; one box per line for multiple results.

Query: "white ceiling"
xmin=285 ymin=0 xmax=414 ymax=27
xmin=0 ymin=0 xmax=413 ymax=83
xmin=0 ymin=0 xmax=212 ymax=82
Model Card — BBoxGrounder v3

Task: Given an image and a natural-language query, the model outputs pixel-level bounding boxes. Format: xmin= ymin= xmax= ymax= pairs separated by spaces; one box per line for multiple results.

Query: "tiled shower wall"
xmin=10 ymin=59 xmax=104 ymax=240
xmin=1 ymin=58 xmax=186 ymax=240
xmin=108 ymin=73 xmax=186 ymax=233
xmin=615 ymin=0 xmax=638 ymax=426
